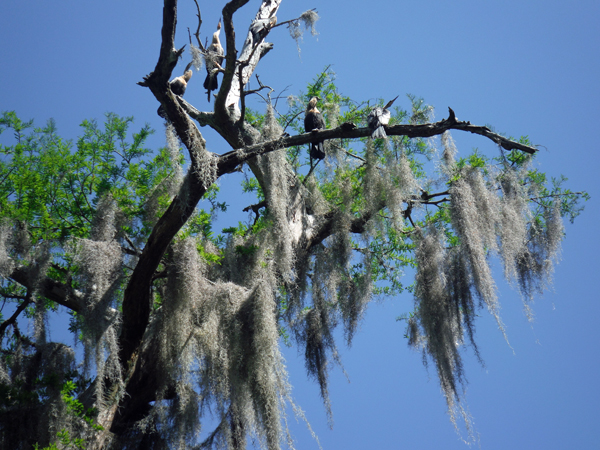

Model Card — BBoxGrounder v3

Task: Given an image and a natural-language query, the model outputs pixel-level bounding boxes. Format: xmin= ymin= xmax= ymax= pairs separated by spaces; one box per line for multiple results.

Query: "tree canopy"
xmin=0 ymin=1 xmax=589 ymax=449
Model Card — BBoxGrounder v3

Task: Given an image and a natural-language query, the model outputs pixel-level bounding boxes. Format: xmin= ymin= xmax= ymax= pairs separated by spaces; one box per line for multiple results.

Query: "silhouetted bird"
xmin=203 ymin=21 xmax=224 ymax=102
xmin=367 ymin=96 xmax=398 ymax=139
xmin=304 ymin=96 xmax=326 ymax=160
xmin=157 ymin=70 xmax=193 ymax=119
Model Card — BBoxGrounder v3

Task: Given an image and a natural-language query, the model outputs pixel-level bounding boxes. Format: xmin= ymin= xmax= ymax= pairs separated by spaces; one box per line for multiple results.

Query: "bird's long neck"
xmin=307 ymin=99 xmax=318 ymax=112
xmin=212 ymin=31 xmax=221 ymax=46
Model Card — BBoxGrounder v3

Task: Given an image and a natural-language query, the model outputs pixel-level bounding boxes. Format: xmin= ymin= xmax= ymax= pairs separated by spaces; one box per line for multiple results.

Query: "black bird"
xmin=304 ymin=96 xmax=326 ymax=160
xmin=367 ymin=96 xmax=398 ymax=139
xmin=157 ymin=70 xmax=193 ymax=119
xmin=203 ymin=20 xmax=225 ymax=102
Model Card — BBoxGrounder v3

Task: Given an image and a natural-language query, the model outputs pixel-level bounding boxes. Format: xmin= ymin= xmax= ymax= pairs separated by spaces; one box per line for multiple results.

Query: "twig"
xmin=302 ymin=158 xmax=320 ymax=185
xmin=530 ymin=192 xmax=584 ymax=201
xmin=242 ymin=200 xmax=266 ymax=229
xmin=271 ymin=8 xmax=318 ymax=29
xmin=0 ymin=293 xmax=33 ymax=339
xmin=238 ymin=64 xmax=247 ymax=125
xmin=189 ymin=0 xmax=206 ymax=51
xmin=124 ymin=235 xmax=141 ymax=256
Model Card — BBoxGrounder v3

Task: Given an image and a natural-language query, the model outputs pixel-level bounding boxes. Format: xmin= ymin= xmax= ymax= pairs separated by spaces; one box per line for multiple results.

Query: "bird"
xmin=157 ymin=69 xmax=193 ymax=119
xmin=367 ymin=96 xmax=398 ymax=139
xmin=203 ymin=20 xmax=225 ymax=102
xmin=170 ymin=70 xmax=192 ymax=96
xmin=304 ymin=96 xmax=326 ymax=160
xmin=250 ymin=16 xmax=277 ymax=44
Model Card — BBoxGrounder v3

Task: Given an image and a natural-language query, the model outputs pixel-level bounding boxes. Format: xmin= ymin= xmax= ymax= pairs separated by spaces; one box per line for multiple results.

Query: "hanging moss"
xmin=71 ymin=196 xmax=124 ymax=413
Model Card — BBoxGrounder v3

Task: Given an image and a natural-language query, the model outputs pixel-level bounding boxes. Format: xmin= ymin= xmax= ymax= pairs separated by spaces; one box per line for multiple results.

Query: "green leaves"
xmin=0 ymin=111 xmax=181 ymax=351
xmin=0 ymin=112 xmax=167 ymax=246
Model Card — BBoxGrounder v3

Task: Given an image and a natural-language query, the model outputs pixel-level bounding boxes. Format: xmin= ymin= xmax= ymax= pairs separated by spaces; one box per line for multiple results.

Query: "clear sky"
xmin=1 ymin=1 xmax=599 ymax=449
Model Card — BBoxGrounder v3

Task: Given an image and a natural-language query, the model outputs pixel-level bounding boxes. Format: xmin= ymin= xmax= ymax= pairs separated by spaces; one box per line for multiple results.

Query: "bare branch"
xmin=123 ymin=235 xmax=142 ymax=257
xmin=246 ymin=74 xmax=274 ymax=98
xmin=190 ymin=0 xmax=206 ymax=51
xmin=272 ymin=8 xmax=318 ymax=29
xmin=237 ymin=63 xmax=247 ymax=125
xmin=137 ymin=0 xmax=182 ymax=90
xmin=217 ymin=0 xmax=281 ymax=118
xmin=178 ymin=97 xmax=215 ymax=127
xmin=216 ymin=108 xmax=538 ymax=176
xmin=0 ymin=293 xmax=33 ymax=339
xmin=242 ymin=200 xmax=266 ymax=214
xmin=8 ymin=265 xmax=84 ymax=313
xmin=215 ymin=0 xmax=252 ymax=116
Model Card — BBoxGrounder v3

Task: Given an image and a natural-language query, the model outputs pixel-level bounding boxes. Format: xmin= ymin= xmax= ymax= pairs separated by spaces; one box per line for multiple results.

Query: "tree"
xmin=0 ymin=1 xmax=588 ymax=449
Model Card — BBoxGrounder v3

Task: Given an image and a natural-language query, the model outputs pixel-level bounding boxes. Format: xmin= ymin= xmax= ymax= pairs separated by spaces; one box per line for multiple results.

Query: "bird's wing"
xmin=367 ymin=107 xmax=383 ymax=128
xmin=170 ymin=78 xmax=186 ymax=96
xmin=379 ymin=109 xmax=392 ymax=126
xmin=305 ymin=110 xmax=325 ymax=131
xmin=304 ymin=114 xmax=311 ymax=132
xmin=315 ymin=111 xmax=325 ymax=129
xmin=251 ymin=18 xmax=269 ymax=34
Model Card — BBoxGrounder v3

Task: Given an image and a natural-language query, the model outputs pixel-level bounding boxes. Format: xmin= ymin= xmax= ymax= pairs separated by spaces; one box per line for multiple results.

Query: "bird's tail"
xmin=310 ymin=142 xmax=326 ymax=160
xmin=203 ymin=74 xmax=219 ymax=91
xmin=371 ymin=125 xmax=387 ymax=139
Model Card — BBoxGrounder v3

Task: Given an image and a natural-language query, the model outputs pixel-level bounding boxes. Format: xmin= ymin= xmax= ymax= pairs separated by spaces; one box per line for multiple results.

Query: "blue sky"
xmin=1 ymin=1 xmax=599 ymax=449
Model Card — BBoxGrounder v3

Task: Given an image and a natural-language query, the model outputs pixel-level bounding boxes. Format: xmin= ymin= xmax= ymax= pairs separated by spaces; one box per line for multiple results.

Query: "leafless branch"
xmin=236 ymin=31 xmax=273 ymax=125
xmin=530 ymin=192 xmax=585 ymax=201
xmin=272 ymin=8 xmax=317 ymax=29
xmin=215 ymin=0 xmax=251 ymax=115
xmin=0 ymin=293 xmax=33 ymax=339
xmin=190 ymin=0 xmax=206 ymax=51
xmin=217 ymin=108 xmax=538 ymax=177
xmin=242 ymin=200 xmax=266 ymax=229
xmin=245 ymin=74 xmax=274 ymax=98
xmin=238 ymin=64 xmax=247 ymax=125
xmin=302 ymin=158 xmax=320 ymax=185
xmin=7 ymin=265 xmax=83 ymax=313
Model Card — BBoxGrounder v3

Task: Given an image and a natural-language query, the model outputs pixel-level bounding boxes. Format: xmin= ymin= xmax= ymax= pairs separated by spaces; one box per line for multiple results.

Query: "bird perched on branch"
xmin=157 ymin=68 xmax=193 ymax=119
xmin=250 ymin=16 xmax=277 ymax=44
xmin=304 ymin=96 xmax=326 ymax=160
xmin=203 ymin=20 xmax=225 ymax=102
xmin=170 ymin=70 xmax=193 ymax=96
xmin=367 ymin=96 xmax=398 ymax=139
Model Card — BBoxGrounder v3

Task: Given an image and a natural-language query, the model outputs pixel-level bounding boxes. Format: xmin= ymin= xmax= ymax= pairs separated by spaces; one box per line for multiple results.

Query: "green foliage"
xmin=0 ymin=112 xmax=163 ymax=244
xmin=0 ymin=110 xmax=181 ymax=312
xmin=453 ymin=150 xmax=488 ymax=174
xmin=61 ymin=380 xmax=102 ymax=430
xmin=34 ymin=428 xmax=85 ymax=450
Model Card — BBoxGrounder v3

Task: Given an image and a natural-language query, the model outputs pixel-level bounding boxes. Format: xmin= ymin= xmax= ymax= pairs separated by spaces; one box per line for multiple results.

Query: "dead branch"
xmin=216 ymin=108 xmax=538 ymax=177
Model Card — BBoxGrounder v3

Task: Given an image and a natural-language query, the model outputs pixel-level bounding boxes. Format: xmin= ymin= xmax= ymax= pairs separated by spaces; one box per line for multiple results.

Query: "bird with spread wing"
xmin=367 ymin=95 xmax=398 ymax=139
